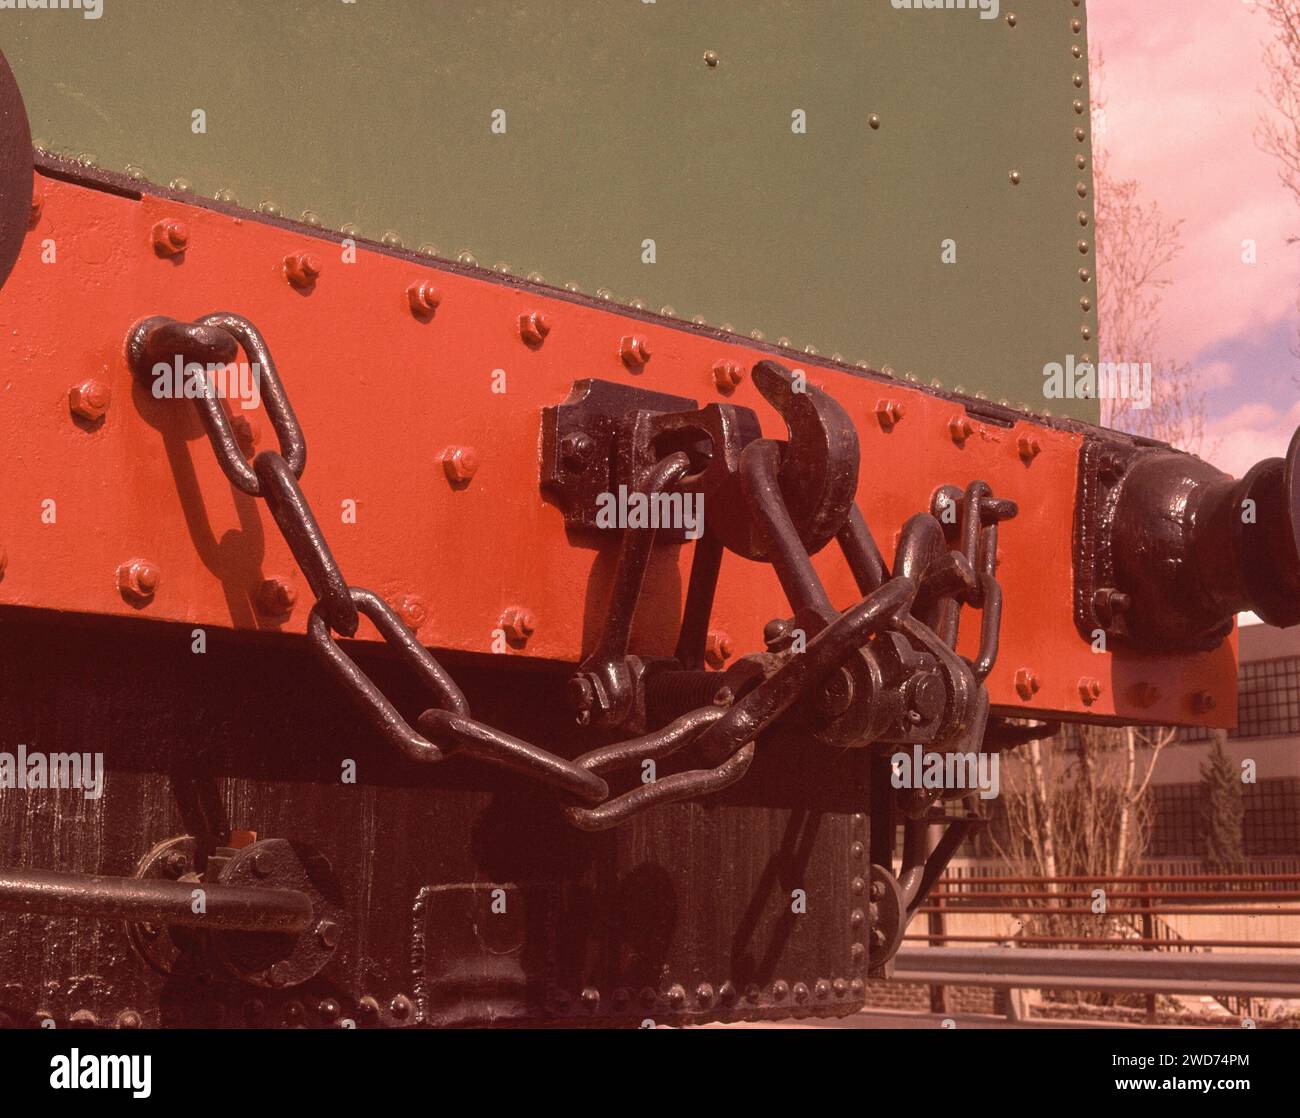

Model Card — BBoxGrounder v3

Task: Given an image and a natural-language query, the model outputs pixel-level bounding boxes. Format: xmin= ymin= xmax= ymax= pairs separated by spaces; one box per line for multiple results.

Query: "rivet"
xmin=151 ymin=218 xmax=189 ymax=257
xmin=1081 ymin=324 xmax=1092 ymax=341
xmin=317 ymin=999 xmax=341 ymax=1023
xmin=1077 ymin=239 xmax=1090 ymax=255
xmin=620 ymin=334 xmax=652 ymax=369
xmin=1080 ymin=296 xmax=1092 ymax=312
xmin=1009 ymin=169 xmax=1021 ymax=185
xmin=381 ymin=230 xmax=404 ymax=248
xmin=703 ymin=49 xmax=720 ymax=67
xmin=214 ymin=187 xmax=239 ymax=205
xmin=704 ymin=630 xmax=734 ymax=668
xmin=771 ymin=980 xmax=789 ymax=1001
xmin=1078 ymin=677 xmax=1103 ymax=703
xmin=1075 ymin=127 xmax=1086 ymax=142
xmin=250 ymin=849 xmax=274 ymax=878
xmin=580 ymin=987 xmax=600 ymax=1009
xmin=1076 ymin=155 xmax=1087 ymax=170
xmin=850 ymin=979 xmax=864 ymax=995
xmin=1073 ymin=99 xmax=1085 ymax=114
xmin=792 ymin=982 xmax=810 ymax=1003
xmin=169 ymin=177 xmax=193 ymax=192
xmin=815 ymin=979 xmax=831 ymax=1000
xmin=284 ymin=251 xmax=322 ymax=289
xmin=719 ymin=982 xmax=737 ymax=1004
xmin=1072 ymin=18 xmax=1082 ymax=33
xmin=407 ymin=281 xmax=442 ymax=318
xmin=851 ymin=943 xmax=866 ymax=961
xmin=1072 ymin=45 xmax=1083 ymax=59
xmin=1079 ymin=268 xmax=1091 ymax=282
xmin=441 ymin=446 xmax=480 ymax=485
xmin=1017 ymin=434 xmax=1041 ymax=462
xmin=518 ymin=310 xmax=552 ymax=346
xmin=851 ymin=877 xmax=865 ymax=895
xmin=1192 ymin=690 xmax=1217 ymax=715
xmin=850 ymin=908 xmax=864 ymax=928
xmin=114 ymin=1009 xmax=142 ymax=1029
xmin=500 ymin=606 xmax=537 ymax=646
xmin=1073 ymin=73 xmax=1083 ymax=88
xmin=1078 ymin=210 xmax=1089 ymax=225
xmin=69 ymin=1010 xmax=98 ymax=1028
xmin=393 ymin=593 xmax=428 ymax=630
xmin=257 ymin=200 xmax=282 ymax=216
xmin=667 ymin=984 xmax=686 ymax=1008
xmin=869 ymin=880 xmax=885 ymax=900
xmin=1014 ymin=668 xmax=1041 ymax=700
xmin=117 ymin=558 xmax=160 ymax=604
xmin=833 ymin=978 xmax=848 ymax=996
xmin=868 ymin=113 xmax=881 ymax=129
xmin=712 ymin=358 xmax=746 ymax=393
xmin=949 ymin=415 xmax=974 ymax=445
xmin=68 ymin=379 xmax=111 ymax=422
xmin=256 ymin=576 xmax=297 ymax=617
xmin=457 ymin=250 xmax=479 ymax=267
xmin=1006 ymin=12 xmax=1017 ymax=26
xmin=389 ymin=995 xmax=413 ymax=1021
xmin=851 ymin=841 xmax=864 ymax=859
xmin=695 ymin=983 xmax=715 ymax=1006
xmin=875 ymin=399 xmax=904 ymax=430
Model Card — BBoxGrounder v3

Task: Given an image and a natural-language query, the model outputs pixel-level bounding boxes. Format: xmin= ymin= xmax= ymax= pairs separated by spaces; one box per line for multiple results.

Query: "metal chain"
xmin=133 ymin=313 xmax=755 ymax=828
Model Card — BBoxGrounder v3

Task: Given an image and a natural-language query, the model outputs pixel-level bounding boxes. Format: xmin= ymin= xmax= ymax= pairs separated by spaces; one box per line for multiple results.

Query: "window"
xmin=1179 ymin=656 xmax=1300 ymax=742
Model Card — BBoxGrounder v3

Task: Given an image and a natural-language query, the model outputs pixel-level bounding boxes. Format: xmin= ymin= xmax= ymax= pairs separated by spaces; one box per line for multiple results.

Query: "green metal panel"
xmin=1 ymin=0 xmax=1097 ymax=419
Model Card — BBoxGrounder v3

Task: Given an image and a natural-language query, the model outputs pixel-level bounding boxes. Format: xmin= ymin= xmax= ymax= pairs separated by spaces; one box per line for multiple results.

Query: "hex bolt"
xmin=1017 ymin=434 xmax=1042 ymax=462
xmin=1014 ymin=668 xmax=1041 ymax=700
xmin=1078 ymin=676 xmax=1103 ymax=703
xmin=283 ymin=251 xmax=322 ymax=289
xmin=161 ymin=850 xmax=189 ymax=878
xmin=763 ymin=617 xmax=793 ymax=652
xmin=117 ymin=558 xmax=160 ymax=604
xmin=869 ymin=880 xmax=886 ymax=901
xmin=392 ymin=593 xmax=428 ymax=630
xmin=1192 ymin=690 xmax=1217 ymax=715
xmin=68 ymin=379 xmax=111 ymax=422
xmin=441 ymin=446 xmax=479 ymax=485
xmin=704 ymin=630 xmax=734 ymax=668
xmin=1132 ymin=681 xmax=1163 ymax=709
xmin=250 ymin=849 xmax=274 ymax=878
xmin=559 ymin=431 xmax=595 ymax=471
xmin=256 ymin=576 xmax=297 ymax=617
xmin=875 ymin=399 xmax=904 ymax=430
xmin=315 ymin=919 xmax=340 ymax=949
xmin=151 ymin=219 xmax=189 ymax=257
xmin=518 ymin=310 xmax=552 ymax=345
xmin=619 ymin=334 xmax=652 ymax=369
xmin=712 ymin=359 xmax=746 ymax=393
xmin=949 ymin=414 xmax=974 ymax=445
xmin=500 ymin=606 xmax=537 ymax=646
xmin=407 ymin=280 xmax=442 ymax=317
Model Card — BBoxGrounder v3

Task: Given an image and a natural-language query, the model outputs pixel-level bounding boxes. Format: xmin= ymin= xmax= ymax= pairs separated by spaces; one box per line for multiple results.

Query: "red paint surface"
xmin=0 ymin=168 xmax=1237 ymax=727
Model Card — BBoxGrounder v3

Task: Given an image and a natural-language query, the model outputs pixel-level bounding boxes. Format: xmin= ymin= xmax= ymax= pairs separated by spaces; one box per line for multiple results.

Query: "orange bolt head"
xmin=393 ymin=593 xmax=428 ymax=630
xmin=1132 ymin=681 xmax=1163 ymax=708
xmin=284 ymin=251 xmax=322 ymax=289
xmin=620 ymin=335 xmax=652 ymax=369
xmin=712 ymin=359 xmax=746 ymax=393
xmin=1192 ymin=689 xmax=1217 ymax=715
xmin=1017 ymin=434 xmax=1042 ymax=461
xmin=949 ymin=415 xmax=974 ymax=444
xmin=1014 ymin=668 xmax=1040 ymax=700
xmin=256 ymin=577 xmax=297 ymax=616
xmin=875 ymin=399 xmax=904 ymax=430
xmin=1078 ymin=676 xmax=1103 ymax=703
xmin=705 ymin=630 xmax=735 ymax=669
xmin=518 ymin=311 xmax=552 ymax=345
xmin=68 ymin=379 xmax=111 ymax=422
xmin=442 ymin=446 xmax=479 ymax=485
xmin=151 ymin=219 xmax=189 ymax=257
xmin=500 ymin=606 xmax=537 ymax=645
xmin=407 ymin=281 xmax=442 ymax=317
xmin=117 ymin=558 xmax=161 ymax=603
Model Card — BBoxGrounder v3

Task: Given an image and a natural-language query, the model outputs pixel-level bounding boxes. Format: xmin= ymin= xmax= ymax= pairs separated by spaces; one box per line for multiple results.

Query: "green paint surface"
xmin=2 ymin=0 xmax=1098 ymax=419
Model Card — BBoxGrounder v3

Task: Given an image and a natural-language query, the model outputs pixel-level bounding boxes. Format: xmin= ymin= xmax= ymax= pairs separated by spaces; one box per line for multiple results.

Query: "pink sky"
xmin=1089 ymin=0 xmax=1300 ymax=475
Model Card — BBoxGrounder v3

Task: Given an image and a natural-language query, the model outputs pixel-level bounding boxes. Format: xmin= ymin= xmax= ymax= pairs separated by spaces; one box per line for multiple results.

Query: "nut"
xmin=875 ymin=399 xmax=904 ymax=430
xmin=117 ymin=558 xmax=160 ymax=604
xmin=1192 ymin=689 xmax=1217 ymax=715
xmin=151 ymin=219 xmax=189 ymax=257
xmin=712 ymin=359 xmax=746 ymax=393
xmin=1013 ymin=668 xmax=1040 ymax=700
xmin=1017 ymin=434 xmax=1041 ymax=461
xmin=500 ymin=606 xmax=537 ymax=646
xmin=949 ymin=415 xmax=974 ymax=445
xmin=256 ymin=577 xmax=297 ymax=617
xmin=284 ymin=251 xmax=322 ymax=289
xmin=518 ymin=311 xmax=552 ymax=345
xmin=559 ymin=431 xmax=595 ymax=470
xmin=1077 ymin=676 xmax=1102 ymax=703
xmin=704 ymin=630 xmax=734 ymax=669
xmin=68 ymin=379 xmax=111 ymax=422
xmin=619 ymin=334 xmax=652 ymax=369
xmin=393 ymin=593 xmax=428 ymax=630
xmin=441 ymin=446 xmax=479 ymax=485
xmin=407 ymin=281 xmax=442 ymax=317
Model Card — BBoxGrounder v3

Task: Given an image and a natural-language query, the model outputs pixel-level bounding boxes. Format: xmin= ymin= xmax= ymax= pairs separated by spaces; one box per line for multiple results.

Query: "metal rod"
xmin=0 ymin=867 xmax=313 ymax=934
xmin=892 ymin=946 xmax=1300 ymax=999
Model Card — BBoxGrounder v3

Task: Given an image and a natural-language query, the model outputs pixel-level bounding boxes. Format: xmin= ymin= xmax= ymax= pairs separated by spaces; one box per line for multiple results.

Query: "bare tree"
xmin=1091 ymin=50 xmax=1205 ymax=453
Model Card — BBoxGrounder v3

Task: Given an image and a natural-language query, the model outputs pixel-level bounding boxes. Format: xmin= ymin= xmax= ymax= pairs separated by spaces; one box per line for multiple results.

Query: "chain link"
xmin=135 ymin=312 xmax=745 ymax=828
